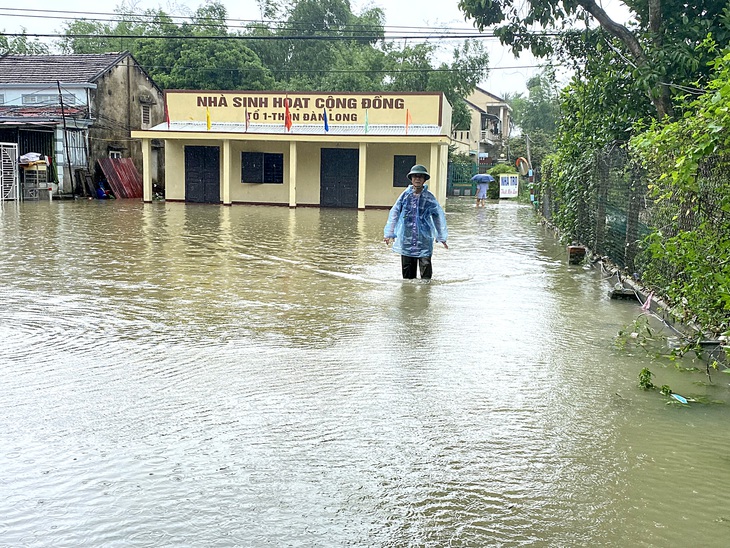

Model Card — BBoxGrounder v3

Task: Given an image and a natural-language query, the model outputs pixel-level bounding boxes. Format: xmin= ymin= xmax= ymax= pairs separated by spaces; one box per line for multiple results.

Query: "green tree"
xmin=629 ymin=45 xmax=730 ymax=330
xmin=164 ymin=40 xmax=275 ymax=90
xmin=506 ymin=67 xmax=560 ymax=179
xmin=58 ymin=2 xmax=274 ymax=91
xmin=0 ymin=28 xmax=50 ymax=55
xmin=55 ymin=0 xmax=488 ymax=131
xmin=457 ymin=0 xmax=730 ymax=120
xmin=247 ymin=0 xmax=385 ymax=90
xmin=509 ymin=68 xmax=560 ymax=135
xmin=507 ymin=130 xmax=554 ymax=172
xmin=0 ymin=29 xmax=51 ymax=54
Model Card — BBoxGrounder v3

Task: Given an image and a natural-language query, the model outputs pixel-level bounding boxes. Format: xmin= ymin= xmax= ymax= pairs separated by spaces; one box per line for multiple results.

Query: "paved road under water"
xmin=1 ymin=197 xmax=729 ymax=547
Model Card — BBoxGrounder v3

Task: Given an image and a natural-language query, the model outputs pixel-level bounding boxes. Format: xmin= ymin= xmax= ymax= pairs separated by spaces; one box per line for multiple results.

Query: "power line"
xmin=0 ymin=7 xmax=483 ymax=34
xmin=0 ymin=7 xmax=554 ymax=84
xmin=0 ymin=6 xmax=565 ymax=42
xmin=288 ymin=64 xmax=553 ymax=73
xmin=136 ymin=64 xmax=553 ymax=74
xmin=2 ymin=31 xmax=561 ymax=41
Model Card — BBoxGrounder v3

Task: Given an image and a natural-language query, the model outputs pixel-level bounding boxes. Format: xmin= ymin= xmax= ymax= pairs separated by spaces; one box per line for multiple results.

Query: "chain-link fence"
xmin=539 ymin=146 xmax=730 ymax=278
xmin=538 ymin=147 xmax=651 ymax=273
xmin=537 ymin=148 xmax=730 ymax=336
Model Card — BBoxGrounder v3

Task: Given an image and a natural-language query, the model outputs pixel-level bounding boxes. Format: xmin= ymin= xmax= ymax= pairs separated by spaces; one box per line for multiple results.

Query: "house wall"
xmin=163 ymin=138 xmax=438 ymax=208
xmin=467 ymin=88 xmax=512 ymax=141
xmin=164 ymin=140 xmax=187 ymax=201
xmin=366 ymin=143 xmax=434 ymax=207
xmin=166 ymin=91 xmax=446 ymax=127
xmin=0 ymin=86 xmax=88 ymax=107
xmin=90 ymin=57 xmax=164 ymax=184
xmin=463 ymin=88 xmax=513 ymax=163
xmin=231 ymin=140 xmax=291 ymax=204
xmin=0 ymin=84 xmax=91 ymax=193
xmin=0 ymin=54 xmax=166 ymax=196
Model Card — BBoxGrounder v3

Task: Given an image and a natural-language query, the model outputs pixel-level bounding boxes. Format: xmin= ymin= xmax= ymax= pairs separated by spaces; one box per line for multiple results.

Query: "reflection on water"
xmin=1 ymin=198 xmax=729 ymax=547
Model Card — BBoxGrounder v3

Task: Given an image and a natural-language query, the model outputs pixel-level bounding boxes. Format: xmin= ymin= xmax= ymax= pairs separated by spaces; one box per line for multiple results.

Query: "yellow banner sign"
xmin=165 ymin=91 xmax=443 ymax=126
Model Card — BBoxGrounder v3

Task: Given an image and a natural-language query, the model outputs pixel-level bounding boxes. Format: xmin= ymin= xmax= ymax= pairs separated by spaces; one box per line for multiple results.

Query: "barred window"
xmin=241 ymin=152 xmax=284 ymax=184
xmin=393 ymin=155 xmax=416 ymax=187
xmin=141 ymin=105 xmax=151 ymax=128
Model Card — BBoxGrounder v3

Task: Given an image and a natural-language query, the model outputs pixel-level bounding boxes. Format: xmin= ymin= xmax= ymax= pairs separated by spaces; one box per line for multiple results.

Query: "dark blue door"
xmin=185 ymin=146 xmax=220 ymax=203
xmin=320 ymin=148 xmax=359 ymax=208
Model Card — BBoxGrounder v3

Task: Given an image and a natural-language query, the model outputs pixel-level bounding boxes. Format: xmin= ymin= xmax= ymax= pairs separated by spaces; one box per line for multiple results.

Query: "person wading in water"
xmin=383 ymin=164 xmax=448 ymax=279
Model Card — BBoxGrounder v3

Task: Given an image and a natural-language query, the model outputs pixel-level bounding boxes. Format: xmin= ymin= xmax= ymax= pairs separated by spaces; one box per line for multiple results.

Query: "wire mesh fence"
xmin=539 ymin=147 xmax=651 ymax=273
xmin=539 ymin=146 xmax=730 ymax=282
xmin=538 ymin=146 xmax=730 ymax=336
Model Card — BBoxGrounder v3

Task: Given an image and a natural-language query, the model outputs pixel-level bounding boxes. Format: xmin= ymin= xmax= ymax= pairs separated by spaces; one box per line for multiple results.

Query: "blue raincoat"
xmin=384 ymin=184 xmax=448 ymax=258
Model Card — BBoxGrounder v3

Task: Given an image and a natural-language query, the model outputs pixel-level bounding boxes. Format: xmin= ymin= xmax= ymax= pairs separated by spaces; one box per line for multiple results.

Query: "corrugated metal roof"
xmin=147 ymin=122 xmax=444 ymax=136
xmin=0 ymin=53 xmax=129 ymax=85
xmin=97 ymin=157 xmax=143 ymax=199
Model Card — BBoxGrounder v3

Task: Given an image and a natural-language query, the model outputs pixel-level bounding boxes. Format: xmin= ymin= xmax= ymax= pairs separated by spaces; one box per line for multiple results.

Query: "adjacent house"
xmin=0 ymin=52 xmax=164 ymax=199
xmin=451 ymin=87 xmax=512 ymax=166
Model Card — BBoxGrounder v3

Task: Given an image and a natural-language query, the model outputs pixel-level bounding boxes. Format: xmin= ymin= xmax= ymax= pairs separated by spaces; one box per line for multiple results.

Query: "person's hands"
xmin=441 ymin=241 xmax=449 ymax=249
xmin=384 ymin=237 xmax=394 ymax=245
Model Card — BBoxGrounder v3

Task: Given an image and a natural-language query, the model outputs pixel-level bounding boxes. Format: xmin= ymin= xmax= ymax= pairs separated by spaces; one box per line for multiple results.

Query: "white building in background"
xmin=451 ymin=87 xmax=512 ymax=167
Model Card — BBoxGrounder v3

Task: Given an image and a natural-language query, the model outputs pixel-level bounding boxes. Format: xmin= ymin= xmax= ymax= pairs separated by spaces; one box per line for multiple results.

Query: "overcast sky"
xmin=2 ymin=0 xmax=632 ymax=96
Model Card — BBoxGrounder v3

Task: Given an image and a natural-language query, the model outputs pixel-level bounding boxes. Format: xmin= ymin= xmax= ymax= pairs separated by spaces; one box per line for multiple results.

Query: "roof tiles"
xmin=0 ymin=53 xmax=129 ymax=85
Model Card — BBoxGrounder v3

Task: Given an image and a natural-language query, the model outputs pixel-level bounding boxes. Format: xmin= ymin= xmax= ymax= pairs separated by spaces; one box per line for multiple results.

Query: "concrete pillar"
xmin=222 ymin=139 xmax=231 ymax=205
xmin=289 ymin=141 xmax=297 ymax=208
xmin=141 ymin=138 xmax=152 ymax=203
xmin=358 ymin=142 xmax=367 ymax=210
xmin=429 ymin=143 xmax=446 ymax=206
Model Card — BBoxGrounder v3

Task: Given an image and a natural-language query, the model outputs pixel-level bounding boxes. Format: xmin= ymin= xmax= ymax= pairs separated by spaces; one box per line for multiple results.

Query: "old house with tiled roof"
xmin=0 ymin=52 xmax=164 ymax=199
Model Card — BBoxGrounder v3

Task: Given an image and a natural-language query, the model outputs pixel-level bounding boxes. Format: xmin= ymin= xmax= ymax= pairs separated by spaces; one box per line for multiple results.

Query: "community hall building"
xmin=131 ymin=91 xmax=452 ymax=208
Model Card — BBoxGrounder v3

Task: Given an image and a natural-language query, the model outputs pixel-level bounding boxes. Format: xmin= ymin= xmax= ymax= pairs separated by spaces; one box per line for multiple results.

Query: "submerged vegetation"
xmin=617 ymin=312 xmax=729 ymax=404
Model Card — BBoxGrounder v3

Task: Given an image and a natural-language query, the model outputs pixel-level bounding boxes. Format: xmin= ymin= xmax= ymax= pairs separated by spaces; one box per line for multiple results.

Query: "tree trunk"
xmin=580 ymin=0 xmax=673 ymax=119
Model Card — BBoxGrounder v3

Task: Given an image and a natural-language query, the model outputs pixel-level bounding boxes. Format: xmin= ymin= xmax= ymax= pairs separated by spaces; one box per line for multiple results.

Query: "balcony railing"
xmin=480 ymin=130 xmax=501 ymax=144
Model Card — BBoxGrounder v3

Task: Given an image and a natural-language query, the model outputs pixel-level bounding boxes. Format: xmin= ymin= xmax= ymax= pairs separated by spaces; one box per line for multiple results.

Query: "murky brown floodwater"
xmin=1 ymin=197 xmax=729 ymax=547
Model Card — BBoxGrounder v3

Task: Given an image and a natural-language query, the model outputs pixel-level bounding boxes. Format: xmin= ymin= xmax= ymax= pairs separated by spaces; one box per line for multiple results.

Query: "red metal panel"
xmin=97 ymin=158 xmax=143 ymax=199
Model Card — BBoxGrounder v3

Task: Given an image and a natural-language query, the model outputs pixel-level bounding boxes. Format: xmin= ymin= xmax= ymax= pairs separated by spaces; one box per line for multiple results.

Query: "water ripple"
xmin=0 ymin=199 xmax=728 ymax=546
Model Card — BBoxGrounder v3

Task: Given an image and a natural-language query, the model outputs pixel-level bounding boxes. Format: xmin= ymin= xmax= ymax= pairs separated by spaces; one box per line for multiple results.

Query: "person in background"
xmin=96 ymin=182 xmax=108 ymax=199
xmin=384 ymin=164 xmax=448 ymax=279
xmin=475 ymin=180 xmax=489 ymax=207
xmin=96 ymin=180 xmax=115 ymax=199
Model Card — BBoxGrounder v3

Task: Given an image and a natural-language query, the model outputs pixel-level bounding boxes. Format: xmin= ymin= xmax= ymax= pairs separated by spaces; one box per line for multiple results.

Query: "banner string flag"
xmin=284 ymin=96 xmax=292 ymax=131
xmin=323 ymin=108 xmax=329 ymax=132
xmin=405 ymin=109 xmax=412 ymax=135
xmin=206 ymin=106 xmax=211 ymax=131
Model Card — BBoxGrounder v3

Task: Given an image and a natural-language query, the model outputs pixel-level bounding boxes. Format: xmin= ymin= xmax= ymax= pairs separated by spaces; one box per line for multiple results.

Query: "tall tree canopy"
xmin=0 ymin=29 xmax=50 ymax=54
xmin=53 ymin=0 xmax=488 ymax=130
xmin=458 ymin=0 xmax=730 ymax=120
xmin=508 ymin=68 xmax=560 ymax=135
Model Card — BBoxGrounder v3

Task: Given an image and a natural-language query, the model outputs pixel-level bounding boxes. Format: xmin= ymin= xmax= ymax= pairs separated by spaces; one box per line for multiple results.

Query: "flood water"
xmin=1 ymin=197 xmax=729 ymax=547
